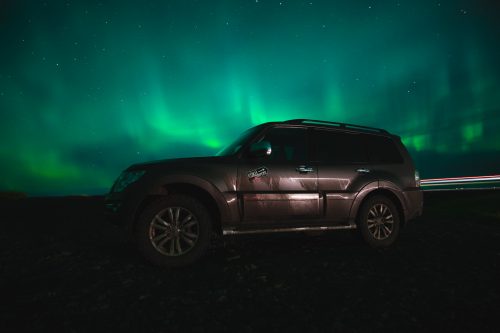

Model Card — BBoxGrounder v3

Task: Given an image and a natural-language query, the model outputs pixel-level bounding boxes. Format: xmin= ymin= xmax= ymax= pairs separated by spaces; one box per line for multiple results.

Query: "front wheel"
xmin=135 ymin=195 xmax=212 ymax=267
xmin=357 ymin=195 xmax=400 ymax=248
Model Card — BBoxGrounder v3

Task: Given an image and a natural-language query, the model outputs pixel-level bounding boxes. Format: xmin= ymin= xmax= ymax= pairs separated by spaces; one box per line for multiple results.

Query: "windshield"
xmin=216 ymin=125 xmax=264 ymax=156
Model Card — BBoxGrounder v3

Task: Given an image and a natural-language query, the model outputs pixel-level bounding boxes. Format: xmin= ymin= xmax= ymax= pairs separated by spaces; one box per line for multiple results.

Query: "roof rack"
xmin=284 ymin=119 xmax=388 ymax=134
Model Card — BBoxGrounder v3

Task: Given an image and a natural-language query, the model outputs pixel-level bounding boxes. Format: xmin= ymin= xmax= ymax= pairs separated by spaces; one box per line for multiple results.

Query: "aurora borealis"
xmin=1 ymin=0 xmax=499 ymax=195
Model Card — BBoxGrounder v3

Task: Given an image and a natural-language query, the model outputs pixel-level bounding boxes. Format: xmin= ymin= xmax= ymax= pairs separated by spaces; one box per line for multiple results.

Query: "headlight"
xmin=415 ymin=170 xmax=421 ymax=187
xmin=112 ymin=170 xmax=146 ymax=192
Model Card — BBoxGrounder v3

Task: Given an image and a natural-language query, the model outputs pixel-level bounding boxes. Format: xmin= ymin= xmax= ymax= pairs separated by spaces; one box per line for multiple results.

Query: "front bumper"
xmin=104 ymin=199 xmax=124 ymax=225
xmin=104 ymin=190 xmax=144 ymax=234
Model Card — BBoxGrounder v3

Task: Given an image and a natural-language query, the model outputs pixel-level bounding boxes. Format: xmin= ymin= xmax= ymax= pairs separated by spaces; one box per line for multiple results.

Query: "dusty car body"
xmin=105 ymin=119 xmax=423 ymax=266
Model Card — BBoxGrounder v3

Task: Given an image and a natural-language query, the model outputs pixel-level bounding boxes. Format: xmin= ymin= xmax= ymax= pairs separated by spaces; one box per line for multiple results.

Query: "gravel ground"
xmin=1 ymin=191 xmax=499 ymax=332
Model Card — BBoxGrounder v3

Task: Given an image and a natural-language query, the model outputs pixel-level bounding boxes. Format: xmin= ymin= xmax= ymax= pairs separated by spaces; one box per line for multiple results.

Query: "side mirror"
xmin=249 ymin=140 xmax=272 ymax=158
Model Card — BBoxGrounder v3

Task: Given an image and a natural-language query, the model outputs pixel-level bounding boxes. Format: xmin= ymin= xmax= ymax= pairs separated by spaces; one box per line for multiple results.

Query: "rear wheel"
xmin=135 ymin=195 xmax=212 ymax=267
xmin=357 ymin=195 xmax=400 ymax=248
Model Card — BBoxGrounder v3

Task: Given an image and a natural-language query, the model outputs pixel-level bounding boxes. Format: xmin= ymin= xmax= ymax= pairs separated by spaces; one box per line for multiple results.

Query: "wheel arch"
xmin=351 ymin=183 xmax=406 ymax=227
xmin=133 ymin=176 xmax=228 ymax=236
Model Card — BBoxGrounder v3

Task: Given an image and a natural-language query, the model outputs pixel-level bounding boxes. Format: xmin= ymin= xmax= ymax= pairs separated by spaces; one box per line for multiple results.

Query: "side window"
xmin=366 ymin=135 xmax=404 ymax=164
xmin=258 ymin=127 xmax=307 ymax=162
xmin=314 ymin=130 xmax=368 ymax=164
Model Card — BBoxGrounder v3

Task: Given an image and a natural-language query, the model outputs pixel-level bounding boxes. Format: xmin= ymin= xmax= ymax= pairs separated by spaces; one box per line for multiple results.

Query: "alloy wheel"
xmin=149 ymin=207 xmax=199 ymax=256
xmin=367 ymin=203 xmax=394 ymax=240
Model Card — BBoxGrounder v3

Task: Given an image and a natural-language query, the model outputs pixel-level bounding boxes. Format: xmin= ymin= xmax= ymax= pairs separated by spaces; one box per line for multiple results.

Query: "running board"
xmin=222 ymin=224 xmax=356 ymax=235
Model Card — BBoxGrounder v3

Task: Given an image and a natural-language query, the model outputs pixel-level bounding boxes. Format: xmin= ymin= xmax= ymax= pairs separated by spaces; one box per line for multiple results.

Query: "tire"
xmin=135 ymin=195 xmax=212 ymax=267
xmin=357 ymin=195 xmax=400 ymax=248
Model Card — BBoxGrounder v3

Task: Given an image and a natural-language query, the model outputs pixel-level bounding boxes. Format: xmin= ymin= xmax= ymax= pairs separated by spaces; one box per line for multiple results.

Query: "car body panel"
xmin=105 ymin=120 xmax=423 ymax=238
xmin=237 ymin=159 xmax=319 ymax=222
xmin=316 ymin=163 xmax=377 ymax=223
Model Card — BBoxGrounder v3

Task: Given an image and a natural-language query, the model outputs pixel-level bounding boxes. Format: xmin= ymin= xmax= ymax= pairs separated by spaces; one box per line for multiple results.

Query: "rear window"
xmin=313 ymin=130 xmax=404 ymax=164
xmin=365 ymin=135 xmax=404 ymax=164
xmin=314 ymin=130 xmax=368 ymax=164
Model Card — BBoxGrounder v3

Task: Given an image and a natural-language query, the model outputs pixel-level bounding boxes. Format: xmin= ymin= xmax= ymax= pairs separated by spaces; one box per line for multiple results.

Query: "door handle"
xmin=356 ymin=168 xmax=371 ymax=174
xmin=296 ymin=166 xmax=314 ymax=173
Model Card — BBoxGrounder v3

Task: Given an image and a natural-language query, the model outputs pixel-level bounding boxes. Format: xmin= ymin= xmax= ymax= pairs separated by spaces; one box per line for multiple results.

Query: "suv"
xmin=105 ymin=119 xmax=423 ymax=266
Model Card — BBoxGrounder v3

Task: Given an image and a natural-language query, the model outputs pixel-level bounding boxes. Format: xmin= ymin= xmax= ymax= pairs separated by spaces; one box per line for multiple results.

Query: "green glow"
xmin=23 ymin=151 xmax=81 ymax=181
xmin=462 ymin=123 xmax=483 ymax=143
xmin=202 ymin=138 xmax=223 ymax=149
xmin=1 ymin=0 xmax=500 ymax=195
xmin=402 ymin=134 xmax=430 ymax=152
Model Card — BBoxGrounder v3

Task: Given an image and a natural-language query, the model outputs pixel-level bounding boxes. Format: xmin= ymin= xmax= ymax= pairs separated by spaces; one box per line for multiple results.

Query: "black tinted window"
xmin=259 ymin=127 xmax=307 ymax=161
xmin=366 ymin=135 xmax=404 ymax=164
xmin=314 ymin=130 xmax=367 ymax=164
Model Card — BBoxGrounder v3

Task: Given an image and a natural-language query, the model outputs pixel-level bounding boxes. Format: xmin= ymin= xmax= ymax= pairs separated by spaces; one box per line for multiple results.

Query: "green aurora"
xmin=1 ymin=0 xmax=499 ymax=195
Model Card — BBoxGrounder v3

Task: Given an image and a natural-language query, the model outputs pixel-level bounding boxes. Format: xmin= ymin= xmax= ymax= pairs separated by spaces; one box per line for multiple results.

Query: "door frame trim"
xmin=223 ymin=224 xmax=356 ymax=235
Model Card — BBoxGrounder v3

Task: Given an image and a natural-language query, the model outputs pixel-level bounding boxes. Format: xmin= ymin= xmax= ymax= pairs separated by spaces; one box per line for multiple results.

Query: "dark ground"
xmin=1 ymin=190 xmax=500 ymax=332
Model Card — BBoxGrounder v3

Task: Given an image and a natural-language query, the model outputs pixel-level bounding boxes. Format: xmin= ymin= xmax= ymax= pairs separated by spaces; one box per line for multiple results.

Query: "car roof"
xmin=262 ymin=119 xmax=395 ymax=137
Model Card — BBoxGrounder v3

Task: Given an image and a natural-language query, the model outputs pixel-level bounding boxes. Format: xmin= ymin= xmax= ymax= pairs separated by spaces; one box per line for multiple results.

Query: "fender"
xmin=348 ymin=181 xmax=379 ymax=224
xmin=348 ymin=180 xmax=406 ymax=224
xmin=144 ymin=174 xmax=231 ymax=223
xmin=378 ymin=180 xmax=408 ymax=222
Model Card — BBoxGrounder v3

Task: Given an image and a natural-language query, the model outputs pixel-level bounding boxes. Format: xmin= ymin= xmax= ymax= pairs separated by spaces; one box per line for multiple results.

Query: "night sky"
xmin=1 ymin=0 xmax=499 ymax=195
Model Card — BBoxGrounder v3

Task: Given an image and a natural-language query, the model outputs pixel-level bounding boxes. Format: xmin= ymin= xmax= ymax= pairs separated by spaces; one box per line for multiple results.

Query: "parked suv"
xmin=105 ymin=119 xmax=423 ymax=266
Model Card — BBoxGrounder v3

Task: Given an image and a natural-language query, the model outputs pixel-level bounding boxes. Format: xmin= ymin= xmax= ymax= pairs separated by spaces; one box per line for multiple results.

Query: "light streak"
xmin=421 ymin=175 xmax=500 ymax=186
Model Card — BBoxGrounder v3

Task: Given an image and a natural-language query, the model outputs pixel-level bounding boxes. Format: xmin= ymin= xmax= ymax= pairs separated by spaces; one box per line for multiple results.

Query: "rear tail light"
xmin=415 ymin=170 xmax=421 ymax=187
